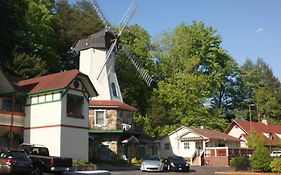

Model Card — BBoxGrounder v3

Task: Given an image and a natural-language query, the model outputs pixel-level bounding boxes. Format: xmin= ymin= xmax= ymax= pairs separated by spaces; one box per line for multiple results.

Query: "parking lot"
xmin=106 ymin=165 xmax=236 ymax=175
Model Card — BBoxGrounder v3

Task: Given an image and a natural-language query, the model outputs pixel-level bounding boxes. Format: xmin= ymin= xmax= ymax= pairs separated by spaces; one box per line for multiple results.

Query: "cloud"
xmin=255 ymin=27 xmax=264 ymax=33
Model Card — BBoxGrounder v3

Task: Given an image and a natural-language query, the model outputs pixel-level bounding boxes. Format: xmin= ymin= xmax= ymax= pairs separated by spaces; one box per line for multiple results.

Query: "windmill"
xmin=73 ymin=0 xmax=153 ymax=102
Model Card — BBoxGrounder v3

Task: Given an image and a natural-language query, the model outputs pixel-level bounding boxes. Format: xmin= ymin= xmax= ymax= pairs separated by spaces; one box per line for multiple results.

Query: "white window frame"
xmin=94 ymin=110 xmax=106 ymax=126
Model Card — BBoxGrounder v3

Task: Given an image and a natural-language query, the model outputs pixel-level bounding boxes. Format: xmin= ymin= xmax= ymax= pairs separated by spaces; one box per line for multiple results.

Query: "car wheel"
xmin=32 ymin=167 xmax=41 ymax=175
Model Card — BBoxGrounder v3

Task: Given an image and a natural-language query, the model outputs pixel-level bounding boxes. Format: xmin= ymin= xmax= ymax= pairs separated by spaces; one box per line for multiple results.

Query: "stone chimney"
xmin=261 ymin=117 xmax=268 ymax=125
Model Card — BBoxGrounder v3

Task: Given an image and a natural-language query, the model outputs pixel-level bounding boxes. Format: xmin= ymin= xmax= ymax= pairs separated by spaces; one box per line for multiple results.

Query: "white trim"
xmin=94 ymin=110 xmax=106 ymax=127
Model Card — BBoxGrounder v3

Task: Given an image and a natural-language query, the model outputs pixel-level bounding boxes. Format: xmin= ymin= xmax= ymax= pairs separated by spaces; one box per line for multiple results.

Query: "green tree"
xmin=0 ymin=0 xmax=28 ymax=73
xmin=116 ymin=25 xmax=154 ymax=114
xmin=15 ymin=0 xmax=58 ymax=76
xmin=53 ymin=0 xmax=103 ymax=70
xmin=11 ymin=53 xmax=48 ymax=78
xmin=147 ymin=21 xmax=240 ymax=134
xmin=249 ymin=130 xmax=272 ymax=172
xmin=241 ymin=58 xmax=281 ymax=122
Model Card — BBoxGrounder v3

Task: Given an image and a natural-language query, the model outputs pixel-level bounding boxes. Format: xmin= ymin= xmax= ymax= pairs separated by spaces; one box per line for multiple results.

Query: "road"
xmin=110 ymin=166 xmax=236 ymax=175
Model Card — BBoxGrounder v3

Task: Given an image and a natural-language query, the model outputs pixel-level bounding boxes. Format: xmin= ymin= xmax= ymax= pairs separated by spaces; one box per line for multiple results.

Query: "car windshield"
xmin=143 ymin=156 xmax=160 ymax=161
xmin=169 ymin=156 xmax=186 ymax=163
xmin=8 ymin=151 xmax=28 ymax=159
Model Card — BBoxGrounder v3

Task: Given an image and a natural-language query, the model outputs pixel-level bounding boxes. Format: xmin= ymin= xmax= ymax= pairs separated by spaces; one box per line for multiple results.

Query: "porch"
xmin=204 ymin=147 xmax=253 ymax=166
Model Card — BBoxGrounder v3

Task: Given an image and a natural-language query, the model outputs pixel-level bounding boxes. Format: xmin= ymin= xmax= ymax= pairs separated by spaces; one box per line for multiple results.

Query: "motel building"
xmin=0 ymin=68 xmax=98 ymax=161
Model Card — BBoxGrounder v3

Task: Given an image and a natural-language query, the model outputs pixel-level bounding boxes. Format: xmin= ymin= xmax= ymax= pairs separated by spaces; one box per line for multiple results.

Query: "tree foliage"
xmin=241 ymin=58 xmax=281 ymax=122
xmin=0 ymin=0 xmax=28 ymax=73
xmin=116 ymin=25 xmax=154 ymax=114
xmin=147 ymin=21 xmax=243 ymax=135
xmin=249 ymin=130 xmax=272 ymax=172
xmin=53 ymin=0 xmax=103 ymax=70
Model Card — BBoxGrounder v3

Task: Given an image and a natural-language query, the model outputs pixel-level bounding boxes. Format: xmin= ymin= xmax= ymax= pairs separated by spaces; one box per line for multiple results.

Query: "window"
xmin=164 ymin=143 xmax=170 ymax=150
xmin=111 ymin=82 xmax=118 ymax=97
xmin=66 ymin=94 xmax=84 ymax=118
xmin=184 ymin=142 xmax=190 ymax=149
xmin=95 ymin=110 xmax=106 ymax=125
xmin=2 ymin=99 xmax=24 ymax=112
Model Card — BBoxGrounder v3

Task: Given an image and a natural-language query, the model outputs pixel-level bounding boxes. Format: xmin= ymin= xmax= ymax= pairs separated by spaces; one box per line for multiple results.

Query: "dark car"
xmin=18 ymin=143 xmax=72 ymax=175
xmin=165 ymin=156 xmax=190 ymax=172
xmin=0 ymin=148 xmax=33 ymax=174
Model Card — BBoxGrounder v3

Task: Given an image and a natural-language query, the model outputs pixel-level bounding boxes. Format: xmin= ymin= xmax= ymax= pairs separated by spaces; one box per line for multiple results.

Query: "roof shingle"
xmin=89 ymin=100 xmax=137 ymax=111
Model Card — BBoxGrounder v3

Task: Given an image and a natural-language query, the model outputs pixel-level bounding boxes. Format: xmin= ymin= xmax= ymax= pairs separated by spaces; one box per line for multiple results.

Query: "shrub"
xmin=270 ymin=158 xmax=281 ymax=173
xmin=73 ymin=159 xmax=87 ymax=166
xmin=250 ymin=145 xmax=272 ymax=172
xmin=248 ymin=130 xmax=272 ymax=172
xmin=131 ymin=157 xmax=141 ymax=164
xmin=229 ymin=157 xmax=250 ymax=170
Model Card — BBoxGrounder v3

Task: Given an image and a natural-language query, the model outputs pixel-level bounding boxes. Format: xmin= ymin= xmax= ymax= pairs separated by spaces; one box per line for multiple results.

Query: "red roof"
xmin=233 ymin=119 xmax=281 ymax=134
xmin=13 ymin=69 xmax=97 ymax=95
xmin=89 ymin=100 xmax=137 ymax=111
xmin=226 ymin=119 xmax=281 ymax=146
xmin=191 ymin=128 xmax=240 ymax=142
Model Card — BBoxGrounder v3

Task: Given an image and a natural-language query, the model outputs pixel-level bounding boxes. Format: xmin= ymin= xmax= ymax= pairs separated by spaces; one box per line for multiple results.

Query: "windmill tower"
xmin=73 ymin=0 xmax=153 ymax=102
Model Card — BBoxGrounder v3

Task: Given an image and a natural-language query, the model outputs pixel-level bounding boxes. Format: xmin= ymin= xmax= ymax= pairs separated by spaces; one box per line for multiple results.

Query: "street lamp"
xmin=248 ymin=104 xmax=255 ymax=149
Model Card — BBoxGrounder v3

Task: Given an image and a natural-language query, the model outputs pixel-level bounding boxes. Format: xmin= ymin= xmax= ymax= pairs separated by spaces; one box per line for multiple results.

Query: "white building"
xmin=160 ymin=126 xmax=241 ymax=166
xmin=0 ymin=69 xmax=98 ymax=161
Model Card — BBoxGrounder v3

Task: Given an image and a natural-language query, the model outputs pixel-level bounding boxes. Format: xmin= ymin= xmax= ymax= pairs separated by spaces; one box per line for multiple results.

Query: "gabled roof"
xmin=225 ymin=119 xmax=281 ymax=146
xmin=191 ymin=128 xmax=240 ymax=142
xmin=165 ymin=126 xmax=240 ymax=142
xmin=11 ymin=69 xmax=98 ymax=97
xmin=89 ymin=100 xmax=137 ymax=111
xmin=225 ymin=119 xmax=281 ymax=135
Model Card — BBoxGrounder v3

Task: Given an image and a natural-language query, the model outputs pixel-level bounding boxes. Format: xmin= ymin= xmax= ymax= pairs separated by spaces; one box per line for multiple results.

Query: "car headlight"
xmin=171 ymin=162 xmax=175 ymax=167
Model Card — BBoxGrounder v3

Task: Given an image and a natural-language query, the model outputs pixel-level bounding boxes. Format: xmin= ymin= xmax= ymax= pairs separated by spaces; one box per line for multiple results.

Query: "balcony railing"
xmin=0 ymin=111 xmax=25 ymax=127
xmin=205 ymin=147 xmax=253 ymax=157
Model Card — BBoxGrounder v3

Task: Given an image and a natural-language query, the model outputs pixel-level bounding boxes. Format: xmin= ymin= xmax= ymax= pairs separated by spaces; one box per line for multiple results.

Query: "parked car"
xmin=164 ymin=156 xmax=190 ymax=172
xmin=18 ymin=143 xmax=72 ymax=175
xmin=0 ymin=148 xmax=33 ymax=174
xmin=270 ymin=150 xmax=281 ymax=157
xmin=140 ymin=156 xmax=164 ymax=172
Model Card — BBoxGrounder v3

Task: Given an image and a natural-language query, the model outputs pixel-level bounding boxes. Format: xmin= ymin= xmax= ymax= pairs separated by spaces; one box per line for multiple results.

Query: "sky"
xmin=76 ymin=0 xmax=281 ymax=80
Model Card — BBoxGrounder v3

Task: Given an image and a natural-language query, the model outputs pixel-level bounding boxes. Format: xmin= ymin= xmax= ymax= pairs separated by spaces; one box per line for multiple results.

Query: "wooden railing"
xmin=205 ymin=147 xmax=253 ymax=157
xmin=0 ymin=111 xmax=25 ymax=127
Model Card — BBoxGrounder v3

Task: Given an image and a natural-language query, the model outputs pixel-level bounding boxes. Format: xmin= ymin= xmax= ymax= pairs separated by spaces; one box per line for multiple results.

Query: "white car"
xmin=270 ymin=151 xmax=281 ymax=157
xmin=140 ymin=156 xmax=164 ymax=172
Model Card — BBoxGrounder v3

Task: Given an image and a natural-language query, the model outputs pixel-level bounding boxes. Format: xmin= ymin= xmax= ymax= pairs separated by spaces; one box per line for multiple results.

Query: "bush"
xmin=131 ymin=157 xmax=141 ymax=164
xmin=270 ymin=158 xmax=281 ymax=173
xmin=73 ymin=159 xmax=87 ymax=166
xmin=229 ymin=157 xmax=250 ymax=170
xmin=250 ymin=146 xmax=272 ymax=172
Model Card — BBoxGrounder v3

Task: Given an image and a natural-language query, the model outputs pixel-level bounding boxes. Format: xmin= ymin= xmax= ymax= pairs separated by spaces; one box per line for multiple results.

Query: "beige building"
xmin=160 ymin=126 xmax=243 ymax=166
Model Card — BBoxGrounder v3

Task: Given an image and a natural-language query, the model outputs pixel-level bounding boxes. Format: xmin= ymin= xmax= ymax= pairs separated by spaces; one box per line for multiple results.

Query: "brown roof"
xmin=225 ymin=119 xmax=281 ymax=146
xmin=10 ymin=69 xmax=97 ymax=96
xmin=89 ymin=100 xmax=137 ymax=111
xmin=191 ymin=128 xmax=240 ymax=142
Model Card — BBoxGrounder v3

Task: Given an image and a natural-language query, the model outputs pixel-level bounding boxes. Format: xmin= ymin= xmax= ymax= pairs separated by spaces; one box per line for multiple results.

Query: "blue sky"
xmin=77 ymin=0 xmax=281 ymax=80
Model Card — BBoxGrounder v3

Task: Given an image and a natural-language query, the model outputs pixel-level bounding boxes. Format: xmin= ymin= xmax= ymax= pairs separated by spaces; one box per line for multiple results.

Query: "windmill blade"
xmin=122 ymin=44 xmax=154 ymax=86
xmin=91 ymin=0 xmax=112 ymax=30
xmin=96 ymin=39 xmax=118 ymax=80
xmin=118 ymin=0 xmax=137 ymax=36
